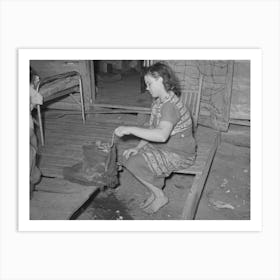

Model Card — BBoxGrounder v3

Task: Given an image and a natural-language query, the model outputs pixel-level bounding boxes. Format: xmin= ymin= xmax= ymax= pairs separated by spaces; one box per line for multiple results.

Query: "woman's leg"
xmin=134 ymin=175 xmax=168 ymax=213
xmin=124 ymin=152 xmax=169 ymax=213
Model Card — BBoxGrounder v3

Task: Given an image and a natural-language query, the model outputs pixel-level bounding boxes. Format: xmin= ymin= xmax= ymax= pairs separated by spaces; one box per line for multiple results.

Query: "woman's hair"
xmin=144 ymin=62 xmax=181 ymax=97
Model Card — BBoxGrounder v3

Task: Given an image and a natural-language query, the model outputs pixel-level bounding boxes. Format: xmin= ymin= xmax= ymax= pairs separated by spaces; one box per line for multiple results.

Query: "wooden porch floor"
xmin=30 ymin=109 xmax=139 ymax=220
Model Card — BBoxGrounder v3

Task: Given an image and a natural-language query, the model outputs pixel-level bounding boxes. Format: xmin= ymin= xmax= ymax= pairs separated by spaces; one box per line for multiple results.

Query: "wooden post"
xmin=88 ymin=60 xmax=96 ymax=104
xmin=222 ymin=60 xmax=234 ymax=131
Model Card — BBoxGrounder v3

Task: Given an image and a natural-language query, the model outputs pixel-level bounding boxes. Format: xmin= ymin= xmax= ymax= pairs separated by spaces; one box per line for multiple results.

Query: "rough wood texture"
xmin=176 ymin=143 xmax=214 ymax=175
xmin=198 ymin=61 xmax=234 ymax=132
xmin=230 ymin=60 xmax=250 ymax=120
xmin=31 ymin=111 xmax=121 ymax=220
xmin=93 ymin=103 xmax=150 ymax=112
xmin=181 ymin=132 xmax=220 ymax=219
xmin=32 ymin=103 xmax=220 ymax=220
xmin=221 ymin=124 xmax=250 ymax=147
xmin=181 ymin=75 xmax=203 ymax=129
xmin=88 ymin=60 xmax=96 ymax=104
xmin=37 ymin=71 xmax=86 ymax=146
xmin=222 ymin=61 xmax=234 ymax=131
xmin=30 ymin=60 xmax=92 ymax=109
xmin=30 ymin=186 xmax=97 ymax=220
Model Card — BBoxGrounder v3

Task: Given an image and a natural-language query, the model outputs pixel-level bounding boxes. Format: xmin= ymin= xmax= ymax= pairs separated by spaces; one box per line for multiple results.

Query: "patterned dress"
xmin=125 ymin=91 xmax=197 ymax=188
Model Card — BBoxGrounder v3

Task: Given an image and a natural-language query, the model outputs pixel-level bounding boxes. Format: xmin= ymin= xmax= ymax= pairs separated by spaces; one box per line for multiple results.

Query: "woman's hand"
xmin=114 ymin=126 xmax=132 ymax=137
xmin=123 ymin=148 xmax=139 ymax=159
xmin=30 ymin=86 xmax=43 ymax=111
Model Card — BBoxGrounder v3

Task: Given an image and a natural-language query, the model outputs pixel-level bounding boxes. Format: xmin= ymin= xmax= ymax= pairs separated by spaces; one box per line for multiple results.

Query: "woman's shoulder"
xmin=160 ymin=100 xmax=180 ymax=122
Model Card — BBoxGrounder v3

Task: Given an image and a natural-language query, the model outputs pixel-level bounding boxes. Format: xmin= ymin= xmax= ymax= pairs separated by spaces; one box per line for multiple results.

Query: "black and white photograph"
xmin=1 ymin=1 xmax=280 ymax=280
xmin=28 ymin=58 xmax=251 ymax=221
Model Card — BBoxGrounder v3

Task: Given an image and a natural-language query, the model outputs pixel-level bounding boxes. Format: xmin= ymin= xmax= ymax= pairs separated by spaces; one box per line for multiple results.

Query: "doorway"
xmin=93 ymin=60 xmax=152 ymax=109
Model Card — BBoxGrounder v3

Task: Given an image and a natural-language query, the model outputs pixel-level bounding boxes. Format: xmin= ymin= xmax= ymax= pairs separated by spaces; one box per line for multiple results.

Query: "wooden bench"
xmin=173 ymin=75 xmax=220 ymax=219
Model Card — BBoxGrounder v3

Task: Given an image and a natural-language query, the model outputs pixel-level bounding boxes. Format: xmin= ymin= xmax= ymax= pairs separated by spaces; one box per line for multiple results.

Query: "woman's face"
xmin=144 ymin=74 xmax=164 ymax=98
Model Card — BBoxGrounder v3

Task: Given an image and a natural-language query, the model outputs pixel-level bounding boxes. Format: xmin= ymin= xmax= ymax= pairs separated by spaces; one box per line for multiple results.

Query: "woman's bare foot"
xmin=139 ymin=194 xmax=155 ymax=209
xmin=143 ymin=195 xmax=169 ymax=214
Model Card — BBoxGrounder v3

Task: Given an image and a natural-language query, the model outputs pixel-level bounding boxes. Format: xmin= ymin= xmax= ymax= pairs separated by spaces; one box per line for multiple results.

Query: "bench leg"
xmin=182 ymin=174 xmax=203 ymax=219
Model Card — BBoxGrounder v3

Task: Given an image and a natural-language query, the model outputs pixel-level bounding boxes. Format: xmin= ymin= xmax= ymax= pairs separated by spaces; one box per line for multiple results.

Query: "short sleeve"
xmin=160 ymin=102 xmax=180 ymax=125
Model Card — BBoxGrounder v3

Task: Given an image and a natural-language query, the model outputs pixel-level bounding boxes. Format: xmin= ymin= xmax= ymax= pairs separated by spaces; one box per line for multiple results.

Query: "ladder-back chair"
xmin=175 ymin=74 xmax=220 ymax=219
xmin=36 ymin=71 xmax=86 ymax=146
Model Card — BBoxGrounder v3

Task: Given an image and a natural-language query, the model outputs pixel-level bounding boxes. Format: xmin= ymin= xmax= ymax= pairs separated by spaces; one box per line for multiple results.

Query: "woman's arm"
xmin=115 ymin=121 xmax=173 ymax=142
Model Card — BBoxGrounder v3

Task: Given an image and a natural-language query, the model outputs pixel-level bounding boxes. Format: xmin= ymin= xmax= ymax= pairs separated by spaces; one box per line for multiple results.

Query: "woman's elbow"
xmin=158 ymin=133 xmax=169 ymax=142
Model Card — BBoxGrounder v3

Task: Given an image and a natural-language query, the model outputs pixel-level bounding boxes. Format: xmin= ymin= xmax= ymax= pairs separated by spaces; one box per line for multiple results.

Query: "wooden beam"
xmin=93 ymin=103 xmax=151 ymax=113
xmin=229 ymin=119 xmax=250 ymax=126
xmin=223 ymin=61 xmax=234 ymax=131
xmin=88 ymin=60 xmax=96 ymax=104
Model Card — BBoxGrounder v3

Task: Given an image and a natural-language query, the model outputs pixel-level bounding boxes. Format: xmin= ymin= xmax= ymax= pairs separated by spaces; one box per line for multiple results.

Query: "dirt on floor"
xmin=77 ymin=124 xmax=250 ymax=220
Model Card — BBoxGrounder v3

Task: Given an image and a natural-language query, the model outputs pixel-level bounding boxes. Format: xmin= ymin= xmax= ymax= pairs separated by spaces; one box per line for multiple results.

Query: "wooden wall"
xmin=31 ymin=60 xmax=250 ymax=130
xmin=230 ymin=60 xmax=250 ymax=120
xmin=161 ymin=60 xmax=250 ymax=131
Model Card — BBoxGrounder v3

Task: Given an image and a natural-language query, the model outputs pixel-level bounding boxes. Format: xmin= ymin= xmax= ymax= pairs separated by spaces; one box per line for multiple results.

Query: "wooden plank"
xmin=39 ymin=146 xmax=83 ymax=159
xmin=43 ymin=131 xmax=105 ymax=142
xmin=43 ymin=122 xmax=116 ymax=134
xmin=93 ymin=103 xmax=151 ymax=112
xmin=41 ymin=137 xmax=105 ymax=147
xmin=30 ymin=206 xmax=71 ymax=220
xmin=39 ymin=154 xmax=78 ymax=167
xmin=181 ymin=132 xmax=220 ymax=219
xmin=42 ymin=133 xmax=112 ymax=147
xmin=222 ymin=60 xmax=234 ymax=131
xmin=79 ymin=60 xmax=92 ymax=105
xmin=40 ymin=167 xmax=63 ymax=178
xmin=176 ymin=143 xmax=212 ymax=175
xmin=42 ymin=113 xmax=138 ymax=127
xmin=36 ymin=177 xmax=98 ymax=194
xmin=43 ymin=115 xmax=118 ymax=126
xmin=38 ymin=154 xmax=79 ymax=177
xmin=44 ymin=125 xmax=115 ymax=135
xmin=221 ymin=124 xmax=250 ymax=147
xmin=39 ymin=143 xmax=83 ymax=154
xmin=30 ymin=186 xmax=98 ymax=220
xmin=229 ymin=119 xmax=250 ymax=126
xmin=88 ymin=60 xmax=96 ymax=104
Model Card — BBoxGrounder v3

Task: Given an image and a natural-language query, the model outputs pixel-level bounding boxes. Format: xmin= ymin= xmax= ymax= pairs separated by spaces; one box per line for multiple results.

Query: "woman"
xmin=114 ymin=62 xmax=197 ymax=213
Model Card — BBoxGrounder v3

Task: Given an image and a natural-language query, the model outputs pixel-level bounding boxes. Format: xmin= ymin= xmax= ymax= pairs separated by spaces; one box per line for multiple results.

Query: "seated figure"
xmin=30 ymin=67 xmax=43 ymax=198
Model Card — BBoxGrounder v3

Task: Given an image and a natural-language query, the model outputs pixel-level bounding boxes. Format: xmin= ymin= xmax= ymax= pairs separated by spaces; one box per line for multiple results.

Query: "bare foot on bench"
xmin=143 ymin=195 xmax=168 ymax=214
xmin=139 ymin=194 xmax=155 ymax=209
